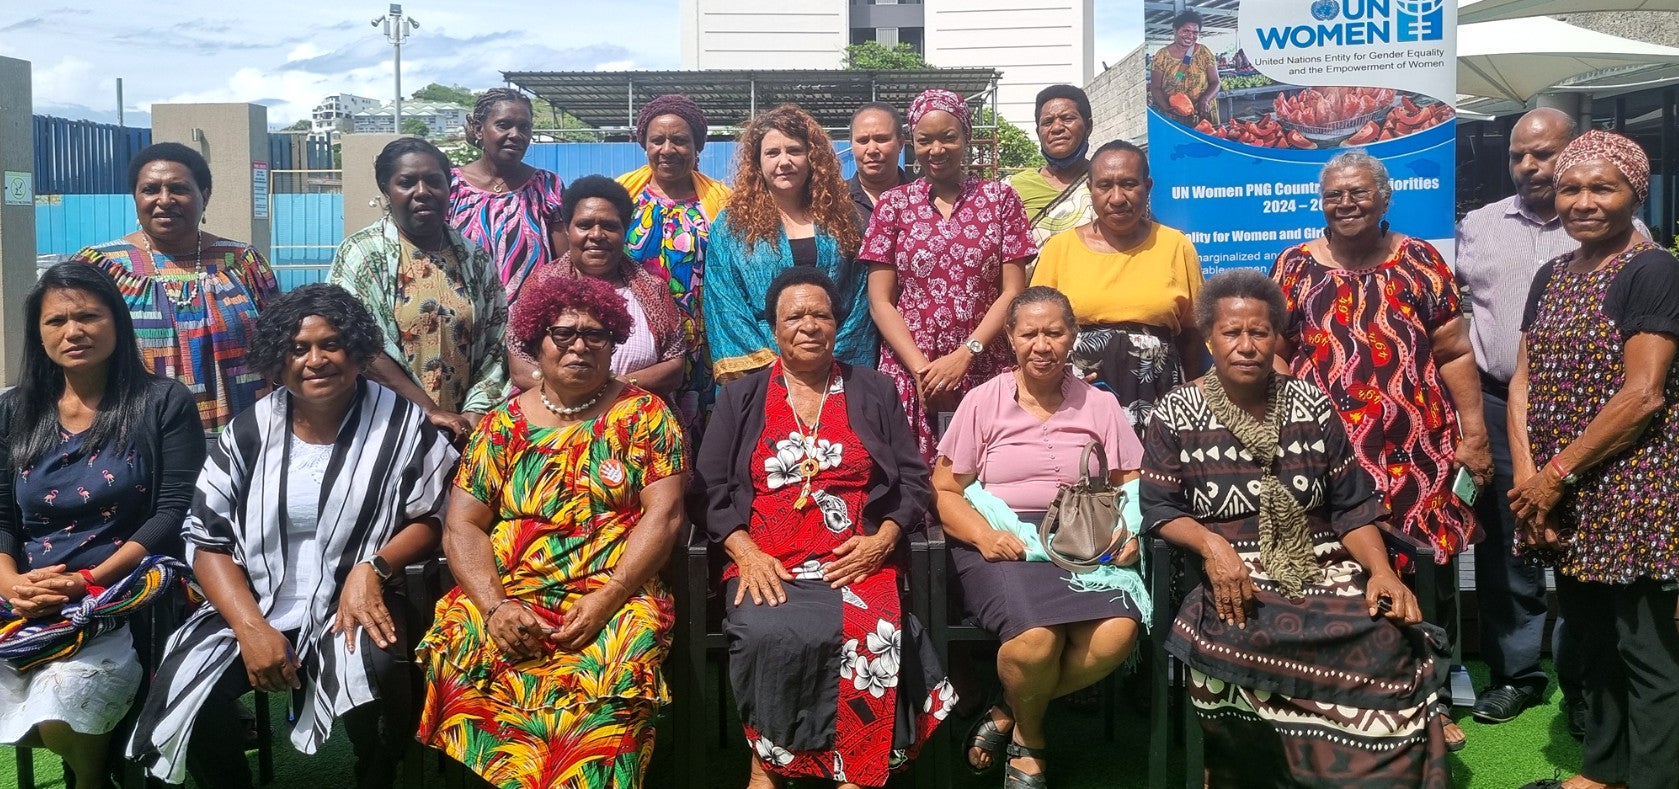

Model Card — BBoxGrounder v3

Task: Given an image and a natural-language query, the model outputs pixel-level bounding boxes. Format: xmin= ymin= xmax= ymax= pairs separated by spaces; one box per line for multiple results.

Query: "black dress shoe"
xmin=1561 ymin=695 xmax=1586 ymax=741
xmin=1471 ymin=684 xmax=1541 ymax=724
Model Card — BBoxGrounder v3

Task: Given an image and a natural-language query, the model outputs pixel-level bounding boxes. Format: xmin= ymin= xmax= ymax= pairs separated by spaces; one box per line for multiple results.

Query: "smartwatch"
xmin=963 ymin=338 xmax=985 ymax=355
xmin=364 ymin=555 xmax=394 ymax=584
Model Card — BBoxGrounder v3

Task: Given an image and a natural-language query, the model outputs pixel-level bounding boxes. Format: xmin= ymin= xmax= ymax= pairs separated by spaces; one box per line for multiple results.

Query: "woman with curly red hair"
xmin=416 ymin=272 xmax=689 ymax=788
xmin=704 ymin=104 xmax=879 ymax=384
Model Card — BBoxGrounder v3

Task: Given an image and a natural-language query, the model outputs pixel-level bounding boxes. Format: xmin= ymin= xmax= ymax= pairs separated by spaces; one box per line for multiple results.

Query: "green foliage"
xmin=438 ymin=141 xmax=479 ymax=167
xmin=527 ymin=94 xmax=601 ymax=142
xmin=399 ymin=117 xmax=430 ymax=137
xmin=283 ymin=119 xmax=311 ymax=131
xmin=845 ymin=41 xmax=929 ymax=70
xmin=411 ymin=83 xmax=476 ymax=107
xmin=978 ymin=107 xmax=1042 ymax=170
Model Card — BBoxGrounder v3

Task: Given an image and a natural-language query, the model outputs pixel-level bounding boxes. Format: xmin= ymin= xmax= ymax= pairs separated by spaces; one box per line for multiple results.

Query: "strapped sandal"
xmin=964 ymin=703 xmax=1013 ymax=775
xmin=1003 ymin=741 xmax=1049 ymax=789
xmin=1433 ymin=701 xmax=1466 ymax=752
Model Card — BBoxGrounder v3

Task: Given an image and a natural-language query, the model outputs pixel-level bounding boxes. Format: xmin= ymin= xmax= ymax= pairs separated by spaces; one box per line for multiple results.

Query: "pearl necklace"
xmin=142 ymin=230 xmax=207 ymax=310
xmin=540 ymin=383 xmax=608 ymax=417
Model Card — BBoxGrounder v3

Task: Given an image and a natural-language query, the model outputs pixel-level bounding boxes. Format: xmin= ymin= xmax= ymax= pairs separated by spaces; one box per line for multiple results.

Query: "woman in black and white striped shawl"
xmin=128 ymin=284 xmax=458 ymax=787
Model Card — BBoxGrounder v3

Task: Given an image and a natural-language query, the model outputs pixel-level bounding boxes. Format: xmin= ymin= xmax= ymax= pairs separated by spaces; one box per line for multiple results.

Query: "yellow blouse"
xmin=1029 ymin=223 xmax=1204 ymax=333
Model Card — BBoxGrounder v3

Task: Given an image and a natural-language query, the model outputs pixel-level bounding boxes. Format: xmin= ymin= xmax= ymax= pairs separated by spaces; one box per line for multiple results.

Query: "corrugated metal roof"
xmin=503 ymin=68 xmax=1001 ymax=131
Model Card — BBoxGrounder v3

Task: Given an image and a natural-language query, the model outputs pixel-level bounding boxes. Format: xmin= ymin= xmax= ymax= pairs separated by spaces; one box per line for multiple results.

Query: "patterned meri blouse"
xmin=74 ymin=238 xmax=278 ymax=434
xmin=448 ymin=167 xmax=564 ymax=301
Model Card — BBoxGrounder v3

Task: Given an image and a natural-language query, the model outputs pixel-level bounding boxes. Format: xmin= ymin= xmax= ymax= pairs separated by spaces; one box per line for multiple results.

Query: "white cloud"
xmin=595 ymin=59 xmax=637 ymax=72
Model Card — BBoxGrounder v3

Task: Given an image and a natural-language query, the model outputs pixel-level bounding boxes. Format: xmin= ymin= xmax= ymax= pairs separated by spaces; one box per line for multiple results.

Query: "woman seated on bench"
xmin=696 ymin=267 xmax=955 ymax=789
xmin=931 ymin=286 xmax=1147 ymax=789
xmin=1140 ymin=269 xmax=1452 ymax=786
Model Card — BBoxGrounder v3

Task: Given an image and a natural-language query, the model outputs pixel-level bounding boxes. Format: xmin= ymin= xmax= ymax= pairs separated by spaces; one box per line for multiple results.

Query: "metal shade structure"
xmin=502 ymin=68 xmax=1002 ymax=132
xmin=1459 ymin=0 xmax=1679 ymax=25
xmin=1458 ymin=15 xmax=1679 ymax=102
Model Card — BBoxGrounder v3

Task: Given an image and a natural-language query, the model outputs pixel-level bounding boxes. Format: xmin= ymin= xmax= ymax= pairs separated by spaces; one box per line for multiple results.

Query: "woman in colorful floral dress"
xmin=696 ymin=267 xmax=954 ymax=789
xmin=72 ymin=142 xmax=278 ymax=435
xmin=862 ymin=89 xmax=1036 ymax=462
xmin=449 ymin=88 xmax=566 ymax=303
xmin=1509 ymin=131 xmax=1679 ymax=789
xmin=1272 ymin=151 xmax=1491 ymax=748
xmin=618 ymin=94 xmax=732 ymax=435
xmin=417 ymin=273 xmax=688 ymax=789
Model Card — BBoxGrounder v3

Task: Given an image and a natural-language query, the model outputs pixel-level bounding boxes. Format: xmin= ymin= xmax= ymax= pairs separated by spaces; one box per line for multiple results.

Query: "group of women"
xmin=0 ymin=76 xmax=1672 ymax=789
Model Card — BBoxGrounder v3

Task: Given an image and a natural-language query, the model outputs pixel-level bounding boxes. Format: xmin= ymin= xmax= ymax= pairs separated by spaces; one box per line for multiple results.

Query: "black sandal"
xmin=1003 ymin=741 xmax=1049 ymax=789
xmin=964 ymin=703 xmax=1013 ymax=775
xmin=1433 ymin=702 xmax=1466 ymax=752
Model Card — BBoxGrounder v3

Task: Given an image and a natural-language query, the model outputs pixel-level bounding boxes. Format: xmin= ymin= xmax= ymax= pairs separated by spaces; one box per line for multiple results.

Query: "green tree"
xmin=845 ymin=41 xmax=930 ymax=70
xmin=978 ymin=107 xmax=1042 ymax=171
xmin=411 ymin=83 xmax=476 ymax=107
xmin=283 ymin=119 xmax=311 ymax=131
xmin=400 ymin=117 xmax=430 ymax=137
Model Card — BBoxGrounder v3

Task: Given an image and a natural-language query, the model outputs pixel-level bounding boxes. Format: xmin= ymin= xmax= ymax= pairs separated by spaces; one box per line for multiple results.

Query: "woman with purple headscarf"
xmin=861 ymin=89 xmax=1036 ymax=463
xmin=1510 ymin=130 xmax=1679 ymax=789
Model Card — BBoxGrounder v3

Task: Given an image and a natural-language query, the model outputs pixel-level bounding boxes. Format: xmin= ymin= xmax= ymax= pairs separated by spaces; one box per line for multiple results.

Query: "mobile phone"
xmin=1452 ymin=466 xmax=1479 ymax=506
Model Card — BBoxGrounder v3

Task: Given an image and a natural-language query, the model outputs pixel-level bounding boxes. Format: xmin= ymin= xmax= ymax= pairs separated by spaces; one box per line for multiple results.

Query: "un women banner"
xmin=1145 ymin=0 xmax=1457 ymax=273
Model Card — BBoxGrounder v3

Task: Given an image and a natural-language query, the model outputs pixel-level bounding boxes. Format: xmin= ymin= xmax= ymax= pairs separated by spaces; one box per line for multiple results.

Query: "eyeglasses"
xmin=1321 ymin=188 xmax=1376 ymax=205
xmin=546 ymin=326 xmax=614 ymax=349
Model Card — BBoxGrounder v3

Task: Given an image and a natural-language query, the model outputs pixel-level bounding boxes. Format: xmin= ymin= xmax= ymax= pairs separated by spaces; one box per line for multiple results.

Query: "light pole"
xmin=372 ymin=4 xmax=419 ymax=133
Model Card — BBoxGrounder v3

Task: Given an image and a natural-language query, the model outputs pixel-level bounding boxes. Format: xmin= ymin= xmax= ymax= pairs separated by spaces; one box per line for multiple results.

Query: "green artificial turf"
xmin=2 ymin=661 xmax=1581 ymax=788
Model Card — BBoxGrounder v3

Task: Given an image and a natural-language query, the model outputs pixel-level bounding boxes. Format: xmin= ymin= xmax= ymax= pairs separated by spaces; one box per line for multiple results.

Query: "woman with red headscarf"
xmin=1509 ymin=130 xmax=1679 ymax=789
xmin=861 ymin=89 xmax=1035 ymax=462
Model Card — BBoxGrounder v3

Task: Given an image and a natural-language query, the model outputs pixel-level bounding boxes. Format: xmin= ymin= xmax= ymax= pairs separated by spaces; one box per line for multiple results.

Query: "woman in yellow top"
xmin=1149 ymin=10 xmax=1221 ymax=127
xmin=1030 ymin=140 xmax=1204 ymax=437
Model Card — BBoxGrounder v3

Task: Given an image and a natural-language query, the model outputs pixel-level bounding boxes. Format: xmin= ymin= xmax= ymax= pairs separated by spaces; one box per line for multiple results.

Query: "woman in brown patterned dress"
xmin=1143 ymin=270 xmax=1452 ymax=788
xmin=1271 ymin=151 xmax=1492 ymax=747
xmin=1508 ymin=130 xmax=1679 ymax=789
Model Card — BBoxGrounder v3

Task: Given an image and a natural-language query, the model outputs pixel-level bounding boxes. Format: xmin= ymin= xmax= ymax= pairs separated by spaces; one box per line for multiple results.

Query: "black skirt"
xmin=950 ymin=542 xmax=1143 ymax=643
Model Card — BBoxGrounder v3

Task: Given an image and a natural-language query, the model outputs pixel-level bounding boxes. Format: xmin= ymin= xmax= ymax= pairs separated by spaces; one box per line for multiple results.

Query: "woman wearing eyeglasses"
xmin=1271 ymin=151 xmax=1493 ymax=752
xmin=416 ymin=273 xmax=689 ymax=788
xmin=1149 ymin=10 xmax=1221 ymax=128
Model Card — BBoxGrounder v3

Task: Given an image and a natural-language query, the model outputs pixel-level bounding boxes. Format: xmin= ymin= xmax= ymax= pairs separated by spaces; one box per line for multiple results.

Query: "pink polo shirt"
xmin=937 ymin=370 xmax=1143 ymax=516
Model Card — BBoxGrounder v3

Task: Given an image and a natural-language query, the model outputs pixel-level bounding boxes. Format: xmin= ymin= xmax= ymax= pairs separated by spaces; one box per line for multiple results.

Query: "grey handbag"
xmin=1038 ymin=441 xmax=1132 ymax=574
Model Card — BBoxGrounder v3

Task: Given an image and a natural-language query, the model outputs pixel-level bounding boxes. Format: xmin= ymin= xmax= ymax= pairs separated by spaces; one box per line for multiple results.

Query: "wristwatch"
xmin=364 ymin=555 xmax=394 ymax=584
xmin=963 ymin=338 xmax=985 ymax=355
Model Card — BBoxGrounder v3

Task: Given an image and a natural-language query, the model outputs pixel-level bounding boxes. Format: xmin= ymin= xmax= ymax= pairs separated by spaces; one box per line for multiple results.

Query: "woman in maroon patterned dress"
xmin=862 ymin=89 xmax=1036 ymax=461
xmin=1271 ymin=151 xmax=1492 ymax=748
xmin=696 ymin=267 xmax=955 ymax=788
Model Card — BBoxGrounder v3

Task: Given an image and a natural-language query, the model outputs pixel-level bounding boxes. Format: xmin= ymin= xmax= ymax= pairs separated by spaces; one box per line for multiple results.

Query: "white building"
xmin=678 ymin=0 xmax=1093 ymax=128
xmin=310 ymin=94 xmax=380 ymax=140
xmin=351 ymin=101 xmax=469 ymax=136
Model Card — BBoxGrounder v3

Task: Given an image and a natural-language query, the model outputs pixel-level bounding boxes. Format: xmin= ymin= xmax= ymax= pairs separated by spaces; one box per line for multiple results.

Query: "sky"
xmin=2 ymin=1 xmax=1142 ymax=129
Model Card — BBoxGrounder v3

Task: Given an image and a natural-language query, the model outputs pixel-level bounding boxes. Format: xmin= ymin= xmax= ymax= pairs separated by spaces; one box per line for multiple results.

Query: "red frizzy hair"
xmin=723 ymin=104 xmax=860 ymax=256
xmin=508 ymin=269 xmax=632 ymax=356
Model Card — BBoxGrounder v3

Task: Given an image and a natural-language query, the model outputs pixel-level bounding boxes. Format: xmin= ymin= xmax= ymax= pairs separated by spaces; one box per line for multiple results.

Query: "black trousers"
xmin=1555 ymin=575 xmax=1679 ymax=789
xmin=184 ymin=611 xmax=414 ymax=789
xmin=1472 ymin=389 xmax=1558 ymax=697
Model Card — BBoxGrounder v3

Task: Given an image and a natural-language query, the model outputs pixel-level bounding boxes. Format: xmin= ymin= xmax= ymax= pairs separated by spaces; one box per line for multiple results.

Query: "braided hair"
xmin=467 ymin=88 xmax=533 ymax=149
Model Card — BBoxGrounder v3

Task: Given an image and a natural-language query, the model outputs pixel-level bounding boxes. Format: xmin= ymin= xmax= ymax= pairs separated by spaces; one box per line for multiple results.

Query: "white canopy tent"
xmin=1458 ymin=15 xmax=1679 ymax=102
xmin=1459 ymin=0 xmax=1679 ymax=25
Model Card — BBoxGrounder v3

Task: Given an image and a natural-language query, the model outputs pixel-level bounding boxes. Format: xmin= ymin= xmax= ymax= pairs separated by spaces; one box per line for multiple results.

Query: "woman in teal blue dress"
xmin=703 ymin=104 xmax=878 ymax=384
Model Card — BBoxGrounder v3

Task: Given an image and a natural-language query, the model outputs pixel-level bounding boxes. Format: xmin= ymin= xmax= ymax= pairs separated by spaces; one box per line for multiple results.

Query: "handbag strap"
xmin=1079 ymin=440 xmax=1110 ymax=489
xmin=1038 ymin=489 xmax=1133 ymax=570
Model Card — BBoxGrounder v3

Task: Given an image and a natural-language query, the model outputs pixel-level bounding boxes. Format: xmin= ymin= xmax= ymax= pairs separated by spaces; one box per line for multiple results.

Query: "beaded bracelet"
xmin=484 ymin=598 xmax=518 ymax=623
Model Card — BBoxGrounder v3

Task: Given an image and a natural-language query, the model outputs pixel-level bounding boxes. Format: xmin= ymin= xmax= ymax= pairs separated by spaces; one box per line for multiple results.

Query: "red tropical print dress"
xmin=731 ymin=362 xmax=954 ymax=787
xmin=1272 ymin=236 xmax=1478 ymax=562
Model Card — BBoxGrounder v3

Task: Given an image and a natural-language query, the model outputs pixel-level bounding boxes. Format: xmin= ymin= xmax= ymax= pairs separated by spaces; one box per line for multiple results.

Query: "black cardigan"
xmin=0 ymin=377 xmax=206 ymax=566
xmin=694 ymin=363 xmax=931 ymax=544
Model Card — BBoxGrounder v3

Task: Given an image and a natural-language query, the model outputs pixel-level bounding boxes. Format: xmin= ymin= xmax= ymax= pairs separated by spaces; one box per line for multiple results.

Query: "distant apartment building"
xmin=678 ymin=0 xmax=1093 ymax=128
xmin=310 ymin=94 xmax=380 ymax=140
xmin=350 ymin=101 xmax=469 ymax=136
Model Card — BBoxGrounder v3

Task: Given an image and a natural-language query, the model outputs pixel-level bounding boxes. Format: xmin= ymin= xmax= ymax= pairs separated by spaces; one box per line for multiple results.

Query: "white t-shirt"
xmin=612 ymin=284 xmax=659 ymax=377
xmin=270 ymin=435 xmax=330 ymax=632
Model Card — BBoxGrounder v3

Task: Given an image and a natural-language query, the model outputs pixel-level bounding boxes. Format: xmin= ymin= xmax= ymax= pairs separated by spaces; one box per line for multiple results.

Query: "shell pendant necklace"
xmin=143 ymin=230 xmax=207 ymax=310
xmin=783 ymin=368 xmax=833 ymax=510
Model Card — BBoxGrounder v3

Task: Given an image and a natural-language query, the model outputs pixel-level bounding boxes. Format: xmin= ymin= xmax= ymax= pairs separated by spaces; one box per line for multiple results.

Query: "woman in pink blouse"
xmin=931 ymin=287 xmax=1145 ymax=788
xmin=862 ymin=89 xmax=1036 ymax=461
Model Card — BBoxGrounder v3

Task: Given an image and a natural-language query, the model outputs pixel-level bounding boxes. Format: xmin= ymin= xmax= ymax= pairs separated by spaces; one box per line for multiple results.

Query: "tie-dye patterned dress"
xmin=417 ymin=388 xmax=686 ymax=789
xmin=625 ymin=186 xmax=715 ymax=434
xmin=1272 ymin=236 xmax=1478 ymax=563
xmin=447 ymin=167 xmax=564 ymax=302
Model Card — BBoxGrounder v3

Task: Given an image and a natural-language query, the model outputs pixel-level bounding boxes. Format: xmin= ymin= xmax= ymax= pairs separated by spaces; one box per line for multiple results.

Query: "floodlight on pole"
xmin=371 ymin=4 xmax=418 ymax=133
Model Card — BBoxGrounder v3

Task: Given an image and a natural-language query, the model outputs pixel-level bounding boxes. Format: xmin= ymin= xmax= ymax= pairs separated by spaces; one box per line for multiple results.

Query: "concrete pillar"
xmin=340 ymin=133 xmax=405 ymax=236
xmin=0 ymin=56 xmax=36 ymax=386
xmin=151 ymin=103 xmax=271 ymax=261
